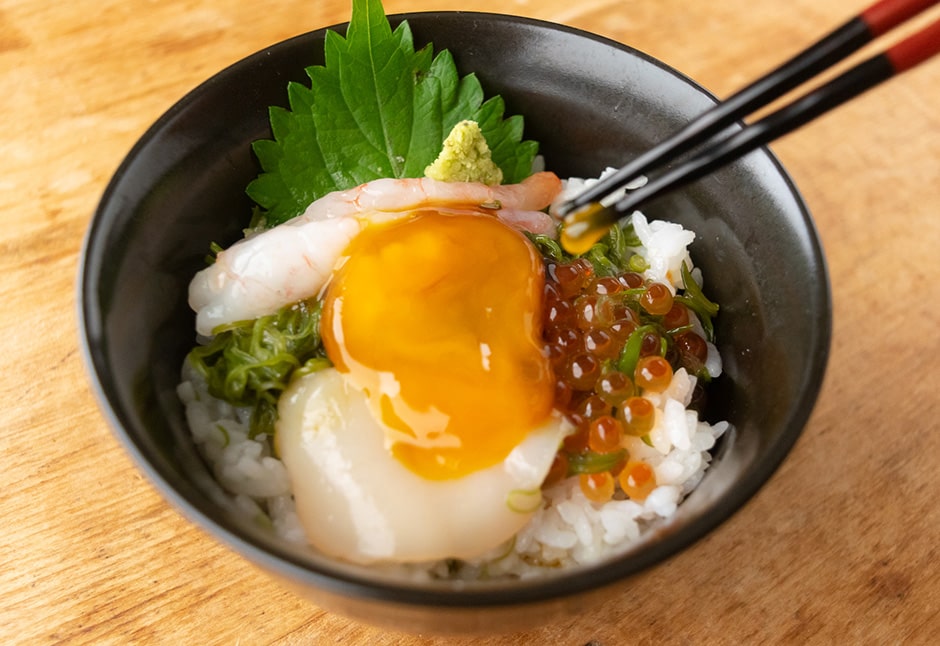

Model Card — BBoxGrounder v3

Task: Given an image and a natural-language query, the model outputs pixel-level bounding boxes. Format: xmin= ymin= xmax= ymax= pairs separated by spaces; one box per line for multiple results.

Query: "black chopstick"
xmin=558 ymin=0 xmax=940 ymax=253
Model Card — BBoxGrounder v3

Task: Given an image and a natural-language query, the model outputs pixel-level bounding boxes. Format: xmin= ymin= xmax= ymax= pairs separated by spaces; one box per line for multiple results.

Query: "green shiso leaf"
xmin=246 ymin=0 xmax=539 ymax=227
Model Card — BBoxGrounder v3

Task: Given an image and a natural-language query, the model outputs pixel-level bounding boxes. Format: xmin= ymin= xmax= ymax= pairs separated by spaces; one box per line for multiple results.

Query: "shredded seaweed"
xmin=616 ymin=324 xmax=658 ymax=376
xmin=566 ymin=449 xmax=627 ymax=475
xmin=526 ymin=218 xmax=641 ymax=270
xmin=674 ymin=261 xmax=719 ymax=342
xmin=187 ymin=299 xmax=330 ymax=437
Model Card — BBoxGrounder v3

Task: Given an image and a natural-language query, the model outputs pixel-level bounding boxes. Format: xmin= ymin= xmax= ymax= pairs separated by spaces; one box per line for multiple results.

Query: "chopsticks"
xmin=558 ymin=0 xmax=940 ymax=253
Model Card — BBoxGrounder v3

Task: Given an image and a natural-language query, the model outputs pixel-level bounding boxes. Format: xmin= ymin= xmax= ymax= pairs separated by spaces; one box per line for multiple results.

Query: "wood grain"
xmin=1 ymin=0 xmax=938 ymax=643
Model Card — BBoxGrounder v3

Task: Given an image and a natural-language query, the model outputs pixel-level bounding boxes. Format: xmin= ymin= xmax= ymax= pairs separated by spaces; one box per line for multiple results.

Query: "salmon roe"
xmin=634 ymin=355 xmax=674 ymax=392
xmin=619 ymin=461 xmax=657 ymax=501
xmin=588 ymin=415 xmax=623 ymax=453
xmin=617 ymin=396 xmax=656 ymax=436
xmin=639 ymin=282 xmax=674 ymax=315
xmin=539 ymin=256 xmax=713 ymax=501
xmin=579 ymin=472 xmax=616 ymax=503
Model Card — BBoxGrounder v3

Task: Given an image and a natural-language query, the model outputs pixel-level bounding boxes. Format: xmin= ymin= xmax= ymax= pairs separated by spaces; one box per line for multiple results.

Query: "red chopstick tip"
xmin=885 ymin=16 xmax=940 ymax=72
xmin=862 ymin=0 xmax=939 ymax=37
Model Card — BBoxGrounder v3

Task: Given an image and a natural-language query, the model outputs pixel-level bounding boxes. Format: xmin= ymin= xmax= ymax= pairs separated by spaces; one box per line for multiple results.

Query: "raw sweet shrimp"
xmin=300 ymin=172 xmax=562 ymax=221
xmin=189 ymin=173 xmax=563 ymax=336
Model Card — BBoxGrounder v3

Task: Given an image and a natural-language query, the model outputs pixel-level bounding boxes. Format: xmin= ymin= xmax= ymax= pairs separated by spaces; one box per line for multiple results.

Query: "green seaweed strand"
xmin=187 ymin=299 xmax=330 ymax=437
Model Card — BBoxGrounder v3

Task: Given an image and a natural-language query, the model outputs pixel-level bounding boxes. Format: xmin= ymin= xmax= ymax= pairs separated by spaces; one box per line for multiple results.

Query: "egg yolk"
xmin=321 ymin=209 xmax=555 ymax=480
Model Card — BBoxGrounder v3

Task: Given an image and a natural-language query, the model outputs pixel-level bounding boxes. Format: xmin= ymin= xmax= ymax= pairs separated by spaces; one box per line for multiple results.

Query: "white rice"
xmin=177 ymin=374 xmax=307 ymax=543
xmin=177 ymin=174 xmax=730 ymax=579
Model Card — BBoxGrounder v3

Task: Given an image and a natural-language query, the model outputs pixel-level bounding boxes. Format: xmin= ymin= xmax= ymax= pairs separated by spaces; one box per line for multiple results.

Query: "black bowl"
xmin=79 ymin=11 xmax=831 ymax=635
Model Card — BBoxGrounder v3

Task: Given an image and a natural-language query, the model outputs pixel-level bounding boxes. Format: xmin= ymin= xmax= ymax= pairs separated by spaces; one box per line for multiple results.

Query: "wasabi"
xmin=424 ymin=120 xmax=504 ymax=185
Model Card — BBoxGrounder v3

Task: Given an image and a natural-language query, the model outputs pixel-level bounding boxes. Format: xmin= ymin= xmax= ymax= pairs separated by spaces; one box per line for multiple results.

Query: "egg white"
xmin=275 ymin=368 xmax=571 ymax=564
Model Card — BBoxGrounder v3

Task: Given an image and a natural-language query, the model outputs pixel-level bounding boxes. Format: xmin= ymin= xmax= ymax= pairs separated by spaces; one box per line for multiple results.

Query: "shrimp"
xmin=189 ymin=173 xmax=563 ymax=336
xmin=299 ymin=172 xmax=562 ymax=222
xmin=189 ymin=216 xmax=362 ymax=336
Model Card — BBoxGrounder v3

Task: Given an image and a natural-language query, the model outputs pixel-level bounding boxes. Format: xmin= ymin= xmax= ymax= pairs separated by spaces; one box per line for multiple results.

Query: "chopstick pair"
xmin=557 ymin=0 xmax=940 ymax=253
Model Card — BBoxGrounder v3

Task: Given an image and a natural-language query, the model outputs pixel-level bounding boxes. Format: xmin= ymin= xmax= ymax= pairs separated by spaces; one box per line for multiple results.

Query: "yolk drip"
xmin=321 ymin=210 xmax=554 ymax=480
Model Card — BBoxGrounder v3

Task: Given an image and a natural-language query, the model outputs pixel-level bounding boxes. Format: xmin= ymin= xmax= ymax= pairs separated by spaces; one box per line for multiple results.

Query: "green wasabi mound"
xmin=424 ymin=120 xmax=504 ymax=185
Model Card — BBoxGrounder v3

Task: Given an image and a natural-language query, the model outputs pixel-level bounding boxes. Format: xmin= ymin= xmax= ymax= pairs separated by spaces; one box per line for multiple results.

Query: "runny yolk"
xmin=321 ymin=209 xmax=554 ymax=480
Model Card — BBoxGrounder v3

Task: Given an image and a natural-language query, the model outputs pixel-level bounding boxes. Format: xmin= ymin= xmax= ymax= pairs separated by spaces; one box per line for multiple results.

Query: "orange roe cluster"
xmin=540 ymin=257 xmax=710 ymax=504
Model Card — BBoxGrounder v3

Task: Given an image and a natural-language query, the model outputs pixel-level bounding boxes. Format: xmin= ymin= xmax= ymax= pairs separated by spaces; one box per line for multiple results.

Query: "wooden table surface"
xmin=2 ymin=0 xmax=938 ymax=643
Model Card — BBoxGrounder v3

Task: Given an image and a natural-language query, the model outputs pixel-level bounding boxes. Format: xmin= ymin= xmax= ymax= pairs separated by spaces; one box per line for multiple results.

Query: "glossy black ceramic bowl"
xmin=79 ymin=12 xmax=831 ymax=635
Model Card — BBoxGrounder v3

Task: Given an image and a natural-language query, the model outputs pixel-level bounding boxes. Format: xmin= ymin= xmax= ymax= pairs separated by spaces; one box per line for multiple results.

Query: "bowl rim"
xmin=78 ymin=9 xmax=832 ymax=609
